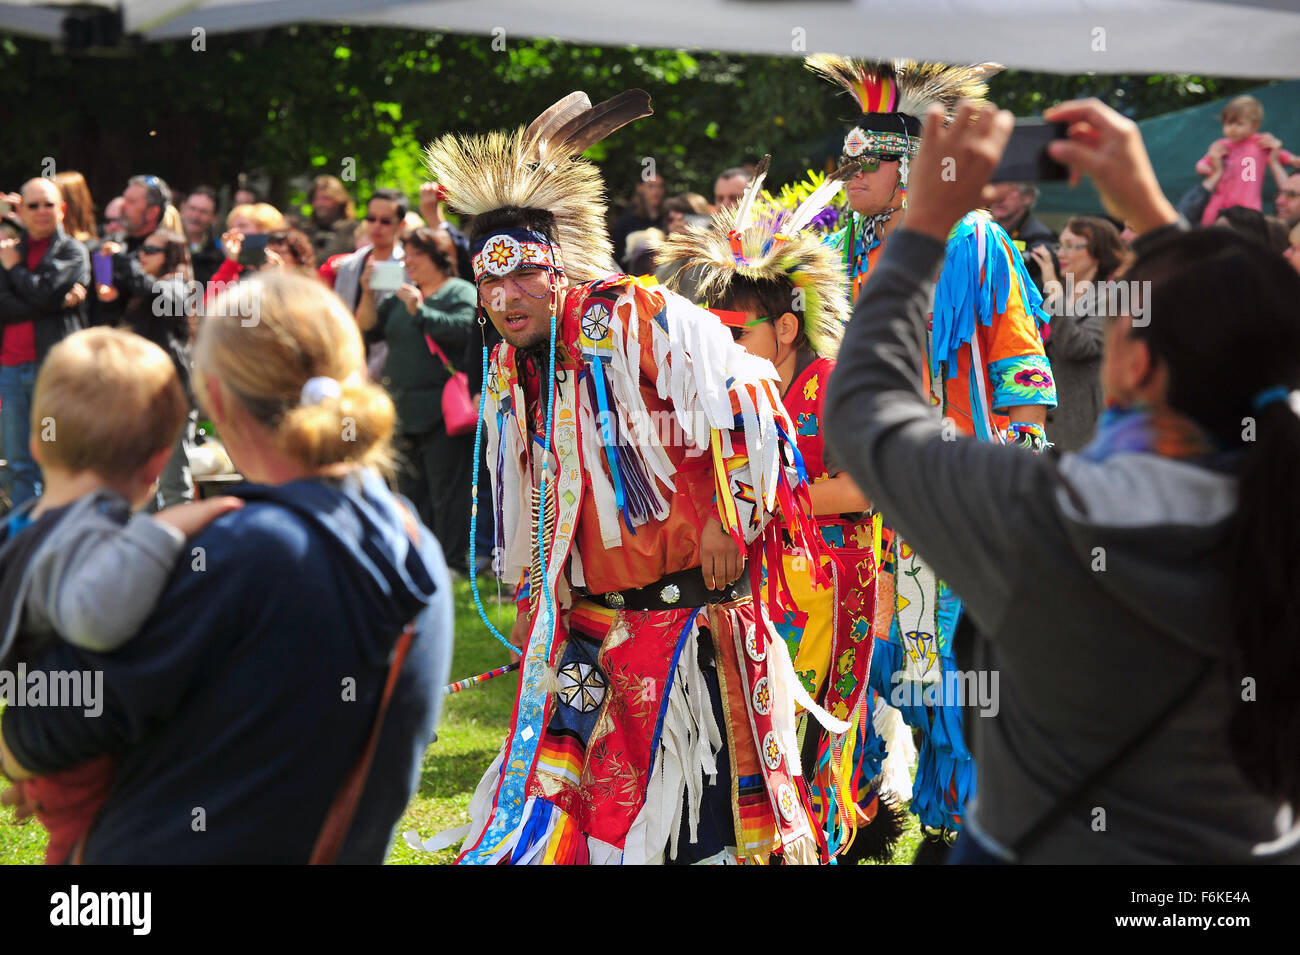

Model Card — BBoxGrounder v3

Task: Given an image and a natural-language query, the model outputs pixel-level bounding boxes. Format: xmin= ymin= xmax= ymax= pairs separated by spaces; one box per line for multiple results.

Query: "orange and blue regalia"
xmin=807 ymin=54 xmax=1058 ymax=842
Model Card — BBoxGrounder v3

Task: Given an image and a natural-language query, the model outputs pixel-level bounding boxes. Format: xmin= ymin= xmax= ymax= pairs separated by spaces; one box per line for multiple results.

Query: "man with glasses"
xmin=0 ymin=178 xmax=91 ymax=506
xmin=807 ymin=55 xmax=1056 ymax=862
xmin=332 ymin=188 xmax=409 ymax=316
xmin=988 ymin=182 xmax=1057 ymax=290
xmin=1273 ymin=170 xmax=1300 ymax=228
xmin=179 ymin=186 xmax=223 ymax=287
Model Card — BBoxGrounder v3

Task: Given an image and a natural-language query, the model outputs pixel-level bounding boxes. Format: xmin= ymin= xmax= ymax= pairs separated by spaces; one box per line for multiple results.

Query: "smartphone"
xmin=92 ymin=251 xmax=113 ymax=286
xmin=238 ymin=233 xmax=269 ymax=267
xmin=991 ymin=121 xmax=1070 ymax=183
xmin=370 ymin=259 xmax=405 ymax=292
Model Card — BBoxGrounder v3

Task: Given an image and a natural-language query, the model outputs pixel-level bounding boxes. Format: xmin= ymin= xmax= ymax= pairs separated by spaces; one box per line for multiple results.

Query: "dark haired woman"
xmin=1030 ymin=215 xmax=1129 ymax=451
xmin=100 ymin=228 xmax=199 ymax=506
xmin=356 ymin=225 xmax=477 ymax=573
xmin=826 ymin=97 xmax=1300 ymax=863
xmin=268 ymin=227 xmax=318 ymax=276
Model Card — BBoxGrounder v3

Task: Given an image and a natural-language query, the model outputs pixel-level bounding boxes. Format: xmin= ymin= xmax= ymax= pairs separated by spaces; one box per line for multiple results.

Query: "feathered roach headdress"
xmin=658 ymin=155 xmax=854 ymax=358
xmin=805 ymin=55 xmax=1001 ymax=185
xmin=423 ymin=90 xmax=653 ymax=283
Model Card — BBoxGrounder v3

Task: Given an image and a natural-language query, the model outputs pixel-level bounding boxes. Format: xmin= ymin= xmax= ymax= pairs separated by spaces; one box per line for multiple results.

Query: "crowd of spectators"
xmin=0 ymin=84 xmax=1297 ymax=866
xmin=1 ymin=117 xmax=1296 ymax=568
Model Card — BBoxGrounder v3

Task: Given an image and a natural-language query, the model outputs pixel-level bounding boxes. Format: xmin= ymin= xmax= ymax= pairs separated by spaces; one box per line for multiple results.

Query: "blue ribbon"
xmin=1253 ymin=386 xmax=1291 ymax=412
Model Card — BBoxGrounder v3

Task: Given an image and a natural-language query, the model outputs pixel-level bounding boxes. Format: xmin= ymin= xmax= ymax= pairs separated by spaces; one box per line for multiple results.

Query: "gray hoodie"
xmin=825 ymin=227 xmax=1300 ymax=864
xmin=0 ymin=489 xmax=185 ymax=663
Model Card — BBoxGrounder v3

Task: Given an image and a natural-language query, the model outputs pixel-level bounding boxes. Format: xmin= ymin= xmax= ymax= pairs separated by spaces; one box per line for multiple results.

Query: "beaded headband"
xmin=471 ymin=229 xmax=564 ymax=281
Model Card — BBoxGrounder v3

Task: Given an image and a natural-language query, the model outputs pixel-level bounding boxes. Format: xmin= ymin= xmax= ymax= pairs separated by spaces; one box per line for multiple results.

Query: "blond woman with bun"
xmin=0 ymin=273 xmax=452 ymax=863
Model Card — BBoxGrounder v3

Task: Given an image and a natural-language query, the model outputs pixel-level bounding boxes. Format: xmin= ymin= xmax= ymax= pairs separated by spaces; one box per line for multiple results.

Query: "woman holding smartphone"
xmin=355 ymin=226 xmax=477 ymax=574
xmin=203 ymin=203 xmax=289 ymax=303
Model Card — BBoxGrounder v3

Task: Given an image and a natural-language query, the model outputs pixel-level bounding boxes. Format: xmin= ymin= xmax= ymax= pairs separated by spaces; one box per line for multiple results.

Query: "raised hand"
xmin=903 ymin=101 xmax=1015 ymax=241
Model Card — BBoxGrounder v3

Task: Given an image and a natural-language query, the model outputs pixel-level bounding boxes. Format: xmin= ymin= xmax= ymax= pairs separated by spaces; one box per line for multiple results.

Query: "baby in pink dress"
xmin=1196 ymin=95 xmax=1298 ymax=226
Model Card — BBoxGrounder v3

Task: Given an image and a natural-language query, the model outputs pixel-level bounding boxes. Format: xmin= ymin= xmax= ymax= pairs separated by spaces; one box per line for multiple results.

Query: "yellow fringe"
xmin=710 ymin=429 xmax=741 ymax=536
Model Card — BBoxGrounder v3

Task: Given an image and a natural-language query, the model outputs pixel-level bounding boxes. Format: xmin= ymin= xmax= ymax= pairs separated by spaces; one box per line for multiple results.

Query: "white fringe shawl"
xmin=486 ymin=280 xmax=796 ymax=574
xmin=648 ymin=287 xmax=790 ymax=517
xmin=483 ymin=363 xmax=531 ymax=588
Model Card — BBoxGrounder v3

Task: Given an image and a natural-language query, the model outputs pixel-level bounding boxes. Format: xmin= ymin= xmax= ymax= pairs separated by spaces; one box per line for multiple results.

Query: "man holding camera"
xmin=331 ymin=188 xmax=408 ymax=316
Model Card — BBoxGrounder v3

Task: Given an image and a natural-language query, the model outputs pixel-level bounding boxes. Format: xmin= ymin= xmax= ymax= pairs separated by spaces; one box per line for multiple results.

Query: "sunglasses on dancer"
xmin=843 ymin=153 xmax=903 ymax=175
xmin=364 ymin=215 xmax=397 ymax=226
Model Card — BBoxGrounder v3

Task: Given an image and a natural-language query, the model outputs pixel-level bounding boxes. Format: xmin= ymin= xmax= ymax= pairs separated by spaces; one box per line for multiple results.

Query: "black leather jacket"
xmin=0 ymin=226 xmax=91 ymax=366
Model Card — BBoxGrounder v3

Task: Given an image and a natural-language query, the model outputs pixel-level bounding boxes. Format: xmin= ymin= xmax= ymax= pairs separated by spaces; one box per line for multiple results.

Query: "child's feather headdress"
xmin=657 ymin=155 xmax=853 ymax=358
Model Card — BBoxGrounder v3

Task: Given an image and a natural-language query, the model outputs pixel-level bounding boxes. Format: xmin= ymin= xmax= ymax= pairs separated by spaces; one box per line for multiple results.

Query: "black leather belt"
xmin=581 ymin=566 xmax=750 ymax=612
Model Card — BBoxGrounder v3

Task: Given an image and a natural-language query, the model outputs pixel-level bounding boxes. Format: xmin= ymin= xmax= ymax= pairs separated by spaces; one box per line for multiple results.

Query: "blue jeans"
xmin=949 ymin=830 xmax=1011 ymax=865
xmin=0 ymin=361 xmax=41 ymax=507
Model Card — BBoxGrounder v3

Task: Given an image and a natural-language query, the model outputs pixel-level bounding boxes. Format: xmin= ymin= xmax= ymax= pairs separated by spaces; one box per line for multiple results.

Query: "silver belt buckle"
xmin=605 ymin=592 xmax=625 ymax=610
xmin=659 ymin=583 xmax=681 ymax=605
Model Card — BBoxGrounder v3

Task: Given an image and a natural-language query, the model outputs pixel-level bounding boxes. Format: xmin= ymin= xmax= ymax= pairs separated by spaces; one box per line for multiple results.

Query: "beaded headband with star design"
xmin=471 ymin=229 xmax=564 ymax=281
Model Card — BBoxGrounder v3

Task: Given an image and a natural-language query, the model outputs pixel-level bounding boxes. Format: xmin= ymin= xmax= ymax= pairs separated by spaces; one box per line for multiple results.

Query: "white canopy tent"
xmin=0 ymin=0 xmax=1297 ymax=77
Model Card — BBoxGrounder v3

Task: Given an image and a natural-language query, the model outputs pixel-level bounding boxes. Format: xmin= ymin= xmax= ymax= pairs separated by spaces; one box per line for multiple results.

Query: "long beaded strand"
xmin=467 ymin=318 xmax=519 ymax=655
xmin=466 ymin=277 xmax=561 ymax=653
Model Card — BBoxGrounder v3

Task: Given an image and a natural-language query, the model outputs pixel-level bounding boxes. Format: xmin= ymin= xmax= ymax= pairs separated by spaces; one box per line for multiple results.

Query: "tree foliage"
xmin=0 ymin=26 xmax=1264 ymax=217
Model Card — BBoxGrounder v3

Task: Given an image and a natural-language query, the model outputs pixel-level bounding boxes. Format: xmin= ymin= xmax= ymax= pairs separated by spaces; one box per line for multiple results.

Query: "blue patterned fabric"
xmin=932 ymin=213 xmax=1050 ymax=380
xmin=987 ymin=353 xmax=1057 ymax=411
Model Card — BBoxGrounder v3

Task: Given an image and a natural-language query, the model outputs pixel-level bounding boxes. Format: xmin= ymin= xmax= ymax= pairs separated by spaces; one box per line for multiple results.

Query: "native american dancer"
xmin=656 ymin=160 xmax=903 ymax=861
xmin=424 ymin=90 xmax=836 ymax=864
xmin=807 ymin=55 xmax=1058 ymax=844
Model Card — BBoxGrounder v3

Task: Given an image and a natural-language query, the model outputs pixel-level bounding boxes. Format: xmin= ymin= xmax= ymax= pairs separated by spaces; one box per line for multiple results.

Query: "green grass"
xmin=2 ymin=579 xmax=923 ymax=865
xmin=387 ymin=578 xmax=520 ymax=865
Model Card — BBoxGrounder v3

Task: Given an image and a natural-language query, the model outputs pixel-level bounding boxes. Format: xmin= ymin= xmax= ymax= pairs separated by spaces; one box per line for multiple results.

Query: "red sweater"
xmin=0 ymin=236 xmax=49 ymax=366
xmin=204 ymin=258 xmax=244 ymax=306
xmin=12 ymin=756 xmax=116 ymax=863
